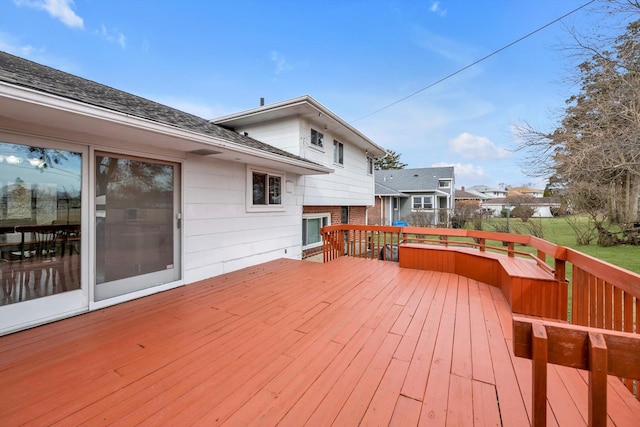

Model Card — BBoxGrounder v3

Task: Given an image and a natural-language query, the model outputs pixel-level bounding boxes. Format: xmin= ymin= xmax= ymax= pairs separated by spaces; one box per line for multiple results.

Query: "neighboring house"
xmin=455 ymin=186 xmax=487 ymax=203
xmin=368 ymin=167 xmax=455 ymax=226
xmin=508 ymin=186 xmax=545 ymax=198
xmin=467 ymin=185 xmax=507 ymax=199
xmin=369 ymin=181 xmax=408 ymax=226
xmin=0 ymin=52 xmax=335 ymax=335
xmin=482 ymin=197 xmax=561 ymax=218
xmin=212 ymin=96 xmax=387 ymax=257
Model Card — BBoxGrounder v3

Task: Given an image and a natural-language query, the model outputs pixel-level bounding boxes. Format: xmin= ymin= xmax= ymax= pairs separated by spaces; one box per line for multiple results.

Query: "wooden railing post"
xmin=515 ymin=317 xmax=640 ymax=427
xmin=532 ymin=323 xmax=548 ymax=427
xmin=507 ymin=241 xmax=515 ymax=257
xmin=588 ymin=332 xmax=608 ymax=427
xmin=554 ymin=258 xmax=566 ymax=283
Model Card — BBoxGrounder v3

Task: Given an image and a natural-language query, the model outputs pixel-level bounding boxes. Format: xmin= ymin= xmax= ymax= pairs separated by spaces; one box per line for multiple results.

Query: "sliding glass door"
xmin=95 ymin=153 xmax=180 ymax=301
xmin=0 ymin=139 xmax=86 ymax=334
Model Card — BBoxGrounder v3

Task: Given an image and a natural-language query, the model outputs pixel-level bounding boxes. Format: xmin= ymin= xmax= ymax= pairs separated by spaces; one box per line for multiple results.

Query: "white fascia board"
xmin=214 ymin=95 xmax=387 ymax=158
xmin=0 ymin=83 xmax=332 ymax=175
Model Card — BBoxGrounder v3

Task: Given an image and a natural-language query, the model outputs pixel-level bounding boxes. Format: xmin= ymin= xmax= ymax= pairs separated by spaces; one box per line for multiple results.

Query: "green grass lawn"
xmin=477 ymin=216 xmax=640 ymax=275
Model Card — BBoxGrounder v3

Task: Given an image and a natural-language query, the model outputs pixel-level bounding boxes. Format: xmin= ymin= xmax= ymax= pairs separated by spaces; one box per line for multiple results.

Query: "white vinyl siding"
xmin=222 ymin=118 xmax=376 ymax=207
xmin=185 ymin=158 xmax=302 ymax=283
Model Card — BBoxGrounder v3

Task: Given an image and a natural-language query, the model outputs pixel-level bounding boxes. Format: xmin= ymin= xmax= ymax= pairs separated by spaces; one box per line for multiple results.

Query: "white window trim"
xmin=333 ymin=139 xmax=344 ymax=166
xmin=412 ymin=195 xmax=434 ymax=210
xmin=310 ymin=128 xmax=324 ymax=149
xmin=302 ymin=213 xmax=331 ymax=249
xmin=366 ymin=156 xmax=374 ymax=175
xmin=438 ymin=180 xmax=451 ymax=189
xmin=246 ymin=165 xmax=285 ymax=212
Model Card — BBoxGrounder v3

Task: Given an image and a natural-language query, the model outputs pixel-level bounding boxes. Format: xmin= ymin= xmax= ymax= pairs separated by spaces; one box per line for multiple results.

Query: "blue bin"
xmin=392 ymin=221 xmax=408 ymax=226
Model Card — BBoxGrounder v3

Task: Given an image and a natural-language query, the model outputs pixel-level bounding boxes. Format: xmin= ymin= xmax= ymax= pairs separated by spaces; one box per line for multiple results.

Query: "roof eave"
xmin=0 ymin=82 xmax=332 ymax=176
xmin=212 ymin=95 xmax=387 ymax=158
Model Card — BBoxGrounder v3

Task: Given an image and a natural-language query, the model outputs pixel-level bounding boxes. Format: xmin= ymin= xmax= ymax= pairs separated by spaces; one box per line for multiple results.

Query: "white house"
xmin=481 ymin=197 xmax=561 ymax=218
xmin=212 ymin=96 xmax=387 ymax=257
xmin=0 ymin=52 xmax=339 ymax=335
xmin=508 ymin=186 xmax=545 ymax=198
xmin=467 ymin=185 xmax=507 ymax=199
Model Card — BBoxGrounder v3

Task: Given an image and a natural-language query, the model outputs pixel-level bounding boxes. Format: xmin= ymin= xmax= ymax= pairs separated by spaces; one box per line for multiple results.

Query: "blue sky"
xmin=0 ymin=0 xmax=615 ymax=188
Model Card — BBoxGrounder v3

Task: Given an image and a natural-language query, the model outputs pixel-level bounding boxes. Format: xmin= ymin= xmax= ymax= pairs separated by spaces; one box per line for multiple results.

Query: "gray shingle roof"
xmin=455 ymin=189 xmax=484 ymax=200
xmin=374 ymin=167 xmax=454 ymax=192
xmin=0 ymin=51 xmax=318 ymax=166
xmin=374 ymin=182 xmax=408 ymax=197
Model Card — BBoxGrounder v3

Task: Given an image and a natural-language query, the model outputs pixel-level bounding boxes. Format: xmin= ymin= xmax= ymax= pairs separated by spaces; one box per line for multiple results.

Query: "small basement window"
xmin=303 ymin=214 xmax=330 ymax=248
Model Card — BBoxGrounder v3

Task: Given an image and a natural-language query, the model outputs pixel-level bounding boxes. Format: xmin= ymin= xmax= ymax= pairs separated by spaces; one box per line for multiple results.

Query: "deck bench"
xmin=398 ymin=243 xmax=568 ymax=320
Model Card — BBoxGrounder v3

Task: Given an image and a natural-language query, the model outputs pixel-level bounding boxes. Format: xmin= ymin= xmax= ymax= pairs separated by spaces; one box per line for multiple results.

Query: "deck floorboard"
xmin=1 ymin=257 xmax=639 ymax=426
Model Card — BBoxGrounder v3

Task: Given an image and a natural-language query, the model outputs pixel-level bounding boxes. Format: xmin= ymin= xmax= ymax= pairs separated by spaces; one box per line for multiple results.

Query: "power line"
xmin=350 ymin=0 xmax=597 ymax=124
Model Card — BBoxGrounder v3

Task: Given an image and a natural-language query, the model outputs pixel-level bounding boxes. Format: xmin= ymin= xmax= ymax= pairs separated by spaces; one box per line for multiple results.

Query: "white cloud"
xmin=449 ymin=132 xmax=511 ymax=160
xmin=14 ymin=0 xmax=83 ymax=29
xmin=430 ymin=1 xmax=447 ymax=17
xmin=117 ymin=33 xmax=126 ymax=50
xmin=432 ymin=161 xmax=487 ymax=181
xmin=0 ymin=34 xmax=37 ymax=57
xmin=98 ymin=24 xmax=126 ymax=49
xmin=270 ymin=51 xmax=293 ymax=75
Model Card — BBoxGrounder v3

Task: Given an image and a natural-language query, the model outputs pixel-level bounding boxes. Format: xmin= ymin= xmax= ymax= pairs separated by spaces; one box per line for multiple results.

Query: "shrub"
xmin=511 ymin=205 xmax=535 ymax=222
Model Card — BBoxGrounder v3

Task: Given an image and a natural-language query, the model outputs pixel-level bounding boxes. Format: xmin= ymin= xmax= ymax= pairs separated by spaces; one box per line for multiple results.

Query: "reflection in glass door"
xmin=0 ymin=139 xmax=86 ymax=336
xmin=95 ymin=153 xmax=180 ymax=301
xmin=0 ymin=141 xmax=82 ymax=306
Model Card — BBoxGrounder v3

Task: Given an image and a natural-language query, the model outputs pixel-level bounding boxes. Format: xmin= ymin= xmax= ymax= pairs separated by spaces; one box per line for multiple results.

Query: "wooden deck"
xmin=1 ymin=257 xmax=639 ymax=426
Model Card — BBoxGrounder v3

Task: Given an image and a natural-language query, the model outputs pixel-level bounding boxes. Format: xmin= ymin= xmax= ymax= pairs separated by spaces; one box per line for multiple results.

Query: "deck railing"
xmin=321 ymin=224 xmax=640 ymax=400
xmin=513 ymin=316 xmax=640 ymax=427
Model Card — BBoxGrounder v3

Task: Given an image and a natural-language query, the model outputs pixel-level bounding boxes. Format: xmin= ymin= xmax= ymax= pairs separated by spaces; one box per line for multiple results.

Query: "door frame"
xmin=89 ymin=148 xmax=184 ymax=310
xmin=0 ymin=133 xmax=90 ymax=335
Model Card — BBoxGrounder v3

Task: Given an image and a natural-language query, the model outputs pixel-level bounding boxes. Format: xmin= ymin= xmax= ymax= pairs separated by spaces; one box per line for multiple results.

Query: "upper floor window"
xmin=439 ymin=180 xmax=451 ymax=189
xmin=333 ymin=140 xmax=344 ymax=165
xmin=367 ymin=156 xmax=374 ymax=175
xmin=311 ymin=129 xmax=324 ymax=148
xmin=247 ymin=166 xmax=284 ymax=211
xmin=412 ymin=195 xmax=433 ymax=209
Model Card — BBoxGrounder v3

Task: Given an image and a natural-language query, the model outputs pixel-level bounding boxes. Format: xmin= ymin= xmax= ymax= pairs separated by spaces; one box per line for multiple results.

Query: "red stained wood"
xmin=532 ymin=323 xmax=548 ymax=427
xmin=471 ymin=380 xmax=501 ymax=427
xmin=1 ymin=257 xmax=639 ymax=426
xmin=399 ymin=244 xmax=567 ymax=320
xmin=588 ymin=332 xmax=608 ymax=427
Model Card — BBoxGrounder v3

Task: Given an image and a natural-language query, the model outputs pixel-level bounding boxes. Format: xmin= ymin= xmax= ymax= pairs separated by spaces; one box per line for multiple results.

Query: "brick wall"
xmin=302 ymin=205 xmax=368 ymax=258
xmin=367 ymin=197 xmax=384 ymax=225
xmin=302 ymin=205 xmax=367 ymax=225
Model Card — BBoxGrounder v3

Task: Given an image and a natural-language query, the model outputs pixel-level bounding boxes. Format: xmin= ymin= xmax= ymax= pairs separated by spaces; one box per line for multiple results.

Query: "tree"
xmin=516 ymin=16 xmax=640 ymax=236
xmin=450 ymin=200 xmax=480 ymax=229
xmin=375 ymin=149 xmax=407 ymax=170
